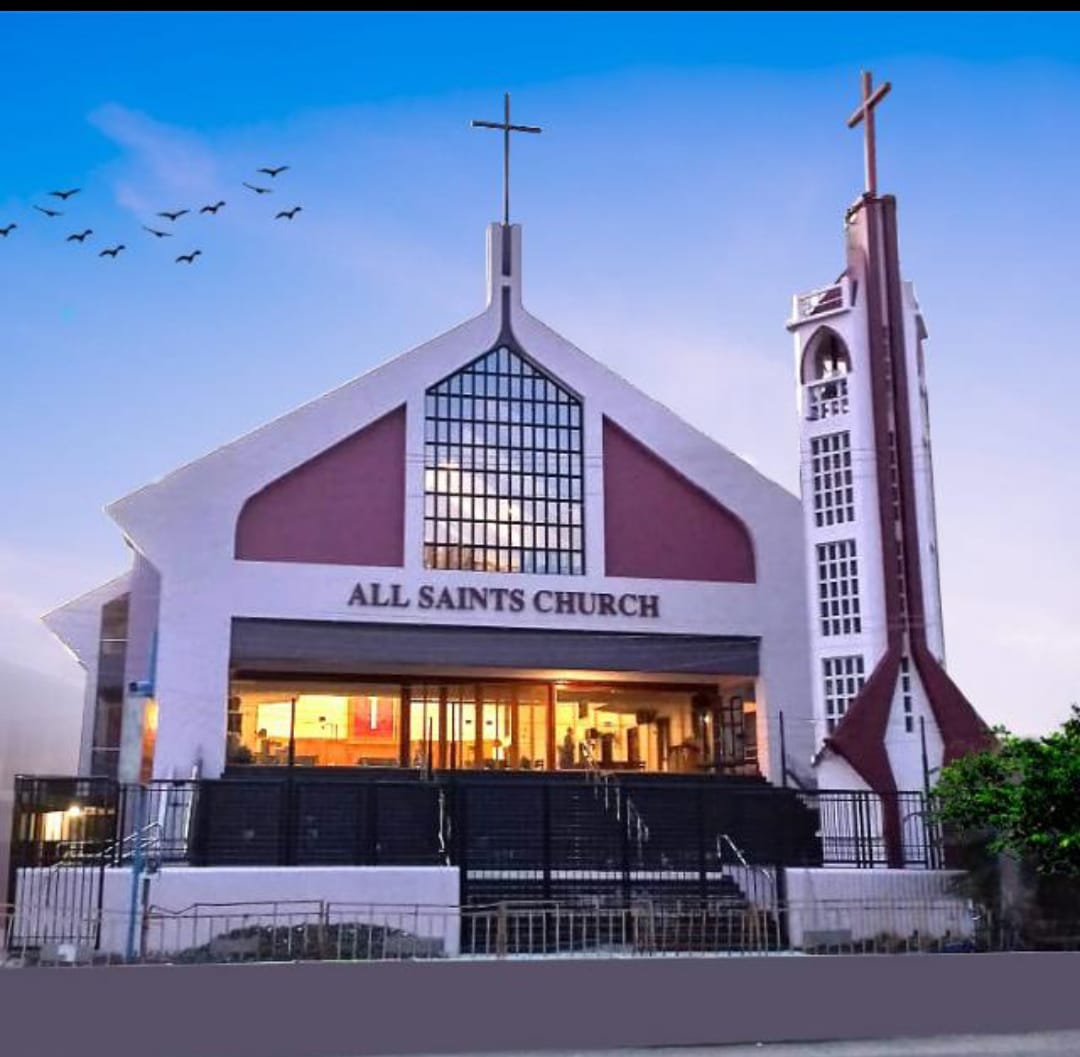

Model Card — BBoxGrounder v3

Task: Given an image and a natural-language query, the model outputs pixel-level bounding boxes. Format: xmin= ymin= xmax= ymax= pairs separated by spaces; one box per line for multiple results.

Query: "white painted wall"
xmin=43 ymin=573 xmax=132 ymax=774
xmin=784 ymin=867 xmax=973 ymax=947
xmin=791 ymin=223 xmax=953 ymax=796
xmin=791 ymin=289 xmax=889 ymax=768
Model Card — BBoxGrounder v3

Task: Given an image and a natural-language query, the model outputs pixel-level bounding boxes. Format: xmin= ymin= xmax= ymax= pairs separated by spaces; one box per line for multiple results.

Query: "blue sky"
xmin=1 ymin=12 xmax=1078 ymax=743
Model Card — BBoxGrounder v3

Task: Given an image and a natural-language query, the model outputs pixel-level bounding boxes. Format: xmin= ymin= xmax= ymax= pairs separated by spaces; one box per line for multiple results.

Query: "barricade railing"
xmin=6 ymin=895 xmax=1079 ymax=967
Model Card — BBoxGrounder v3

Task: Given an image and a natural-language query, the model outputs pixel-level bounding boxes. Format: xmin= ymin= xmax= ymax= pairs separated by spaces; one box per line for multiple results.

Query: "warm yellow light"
xmin=66 ymin=804 xmax=82 ymax=818
xmin=43 ymin=811 xmax=65 ymax=842
xmin=256 ymin=696 xmax=349 ymax=740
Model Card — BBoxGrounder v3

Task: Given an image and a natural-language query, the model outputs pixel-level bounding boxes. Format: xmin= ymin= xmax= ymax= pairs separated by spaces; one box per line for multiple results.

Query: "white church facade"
xmin=44 ymin=223 xmax=816 ymax=795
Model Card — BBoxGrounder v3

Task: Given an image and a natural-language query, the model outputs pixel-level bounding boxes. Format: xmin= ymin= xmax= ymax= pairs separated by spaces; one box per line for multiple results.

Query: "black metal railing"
xmin=8 ymin=773 xmax=945 ymax=900
xmin=793 ymin=789 xmax=944 ymax=869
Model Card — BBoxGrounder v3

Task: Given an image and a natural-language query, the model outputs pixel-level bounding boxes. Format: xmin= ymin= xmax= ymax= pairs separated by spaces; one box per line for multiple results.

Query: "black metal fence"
xmin=8 ymin=773 xmax=945 ymax=904
xmin=189 ymin=778 xmax=442 ymax=867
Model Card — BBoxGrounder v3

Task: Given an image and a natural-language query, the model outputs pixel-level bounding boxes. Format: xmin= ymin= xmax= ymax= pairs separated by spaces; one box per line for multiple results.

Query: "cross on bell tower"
xmin=846 ymin=70 xmax=892 ymax=197
xmin=471 ymin=93 xmax=542 ymax=226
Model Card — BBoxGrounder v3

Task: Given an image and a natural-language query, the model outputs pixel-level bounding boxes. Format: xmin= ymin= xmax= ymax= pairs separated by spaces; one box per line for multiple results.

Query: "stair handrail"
xmin=716 ymin=832 xmax=776 ymax=907
xmin=579 ymin=740 xmax=650 ymax=859
xmin=112 ymin=819 xmax=164 ymax=871
xmin=437 ymin=787 xmax=451 ymax=866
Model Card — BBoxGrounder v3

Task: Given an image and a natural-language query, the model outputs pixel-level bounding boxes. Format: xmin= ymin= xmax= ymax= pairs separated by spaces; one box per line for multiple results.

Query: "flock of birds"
xmin=0 ymin=165 xmax=302 ymax=264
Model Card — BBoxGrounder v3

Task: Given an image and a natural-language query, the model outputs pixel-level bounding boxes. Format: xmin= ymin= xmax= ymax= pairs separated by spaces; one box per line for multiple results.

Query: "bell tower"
xmin=788 ymin=72 xmax=991 ymax=865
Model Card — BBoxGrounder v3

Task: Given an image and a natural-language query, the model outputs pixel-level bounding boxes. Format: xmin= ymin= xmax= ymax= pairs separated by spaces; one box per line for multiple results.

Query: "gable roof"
xmin=105 ymin=224 xmax=799 ymax=568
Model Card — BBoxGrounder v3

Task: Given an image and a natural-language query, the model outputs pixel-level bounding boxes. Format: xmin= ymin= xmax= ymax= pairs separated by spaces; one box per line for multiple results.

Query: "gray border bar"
xmin=4 ymin=953 xmax=1080 ymax=1057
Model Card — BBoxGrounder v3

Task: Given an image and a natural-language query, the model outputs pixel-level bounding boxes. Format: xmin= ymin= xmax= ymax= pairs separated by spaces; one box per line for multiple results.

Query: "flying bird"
xmin=143 ymin=225 xmax=172 ymax=238
xmin=49 ymin=188 xmax=81 ymax=200
xmin=257 ymin=165 xmax=289 ymax=178
xmin=157 ymin=209 xmax=189 ymax=221
xmin=99 ymin=244 xmax=125 ymax=258
xmin=66 ymin=229 xmax=93 ymax=242
xmin=199 ymin=201 xmax=226 ymax=214
xmin=34 ymin=205 xmax=63 ymax=218
xmin=275 ymin=206 xmax=302 ymax=220
xmin=0 ymin=223 xmax=15 ymax=237
xmin=175 ymin=250 xmax=202 ymax=264
xmin=242 ymin=182 xmax=272 ymax=195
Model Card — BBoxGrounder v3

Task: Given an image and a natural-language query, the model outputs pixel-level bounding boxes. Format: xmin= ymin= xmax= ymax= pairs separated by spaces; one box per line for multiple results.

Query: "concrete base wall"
xmin=4 ymin=954 xmax=1080 ymax=1057
xmin=784 ymin=867 xmax=971 ymax=947
xmin=13 ymin=865 xmax=461 ymax=956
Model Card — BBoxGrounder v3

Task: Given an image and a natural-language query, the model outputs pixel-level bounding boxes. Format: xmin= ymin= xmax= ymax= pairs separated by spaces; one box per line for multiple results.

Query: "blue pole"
xmin=125 ymin=785 xmax=146 ymax=962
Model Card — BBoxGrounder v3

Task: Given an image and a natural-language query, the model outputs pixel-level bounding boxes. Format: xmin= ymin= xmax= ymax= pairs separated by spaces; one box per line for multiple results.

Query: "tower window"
xmin=423 ymin=345 xmax=585 ymax=574
xmin=810 ymin=432 xmax=855 ymax=528
xmin=816 ymin=539 xmax=862 ymax=637
xmin=900 ymin=656 xmax=914 ymax=733
xmin=823 ymin=655 xmax=865 ymax=734
xmin=802 ymin=328 xmax=853 ymax=420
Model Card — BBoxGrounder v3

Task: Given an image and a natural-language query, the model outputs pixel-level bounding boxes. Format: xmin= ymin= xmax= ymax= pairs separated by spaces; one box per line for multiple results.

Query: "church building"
xmin=33 ymin=77 xmax=988 ymax=880
xmin=44 ymin=222 xmax=814 ymax=793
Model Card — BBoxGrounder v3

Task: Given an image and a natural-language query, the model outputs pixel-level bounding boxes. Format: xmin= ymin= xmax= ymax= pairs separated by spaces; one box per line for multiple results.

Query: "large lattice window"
xmin=823 ymin=655 xmax=865 ymax=734
xmin=816 ymin=539 xmax=862 ymax=636
xmin=810 ymin=431 xmax=855 ymax=528
xmin=423 ymin=345 xmax=585 ymax=574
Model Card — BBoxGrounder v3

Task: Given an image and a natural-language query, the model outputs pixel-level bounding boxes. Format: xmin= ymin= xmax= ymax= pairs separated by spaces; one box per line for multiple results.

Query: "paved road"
xmin=461 ymin=1033 xmax=1080 ymax=1057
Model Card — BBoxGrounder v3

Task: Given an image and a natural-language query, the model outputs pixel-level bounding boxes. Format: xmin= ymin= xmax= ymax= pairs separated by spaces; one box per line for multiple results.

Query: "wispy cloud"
xmin=90 ymin=103 xmax=223 ymax=215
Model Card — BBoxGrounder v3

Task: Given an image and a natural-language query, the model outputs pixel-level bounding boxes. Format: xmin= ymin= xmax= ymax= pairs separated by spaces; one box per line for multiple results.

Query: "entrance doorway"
xmin=409 ymin=682 xmax=550 ymax=771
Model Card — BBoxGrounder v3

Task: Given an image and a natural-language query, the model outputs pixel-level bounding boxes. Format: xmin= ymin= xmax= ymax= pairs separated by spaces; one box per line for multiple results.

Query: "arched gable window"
xmin=801 ymin=327 xmax=853 ymax=421
xmin=801 ymin=326 xmax=853 ymax=384
xmin=423 ymin=345 xmax=585 ymax=575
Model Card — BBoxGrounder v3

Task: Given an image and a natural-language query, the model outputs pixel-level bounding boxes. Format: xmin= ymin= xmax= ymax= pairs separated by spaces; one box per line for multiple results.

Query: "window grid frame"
xmin=816 ymin=539 xmax=862 ymax=637
xmin=423 ymin=344 xmax=586 ymax=575
xmin=823 ymin=654 xmax=865 ymax=734
xmin=810 ymin=431 xmax=855 ymax=528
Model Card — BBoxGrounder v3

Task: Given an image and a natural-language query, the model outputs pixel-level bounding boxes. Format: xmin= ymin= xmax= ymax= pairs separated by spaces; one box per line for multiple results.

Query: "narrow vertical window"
xmin=810 ymin=431 xmax=855 ymax=528
xmin=816 ymin=539 xmax=861 ymax=636
xmin=900 ymin=656 xmax=914 ymax=733
xmin=823 ymin=655 xmax=865 ymax=734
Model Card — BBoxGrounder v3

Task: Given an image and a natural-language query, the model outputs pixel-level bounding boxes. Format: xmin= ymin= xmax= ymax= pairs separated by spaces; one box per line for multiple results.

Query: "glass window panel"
xmin=424 ymin=345 xmax=585 ymax=573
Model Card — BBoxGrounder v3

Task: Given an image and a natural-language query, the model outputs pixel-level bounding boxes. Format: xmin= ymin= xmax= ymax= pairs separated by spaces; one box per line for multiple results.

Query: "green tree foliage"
xmin=934 ymin=706 xmax=1080 ymax=876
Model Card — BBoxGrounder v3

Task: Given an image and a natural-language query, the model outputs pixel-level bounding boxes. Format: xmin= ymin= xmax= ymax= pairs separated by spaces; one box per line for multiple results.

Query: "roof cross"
xmin=471 ymin=93 xmax=542 ymax=226
xmin=847 ymin=70 xmax=892 ymax=197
